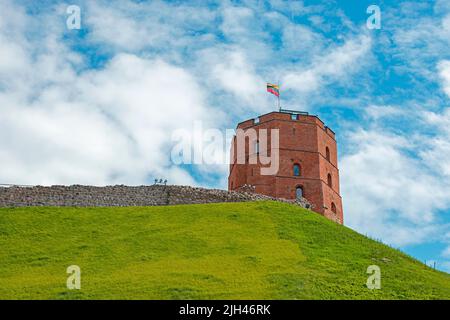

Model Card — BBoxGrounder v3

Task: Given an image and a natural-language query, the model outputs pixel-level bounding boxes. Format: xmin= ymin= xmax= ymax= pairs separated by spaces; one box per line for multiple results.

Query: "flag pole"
xmin=278 ymin=83 xmax=281 ymax=112
xmin=278 ymin=94 xmax=280 ymax=112
xmin=267 ymin=82 xmax=281 ymax=112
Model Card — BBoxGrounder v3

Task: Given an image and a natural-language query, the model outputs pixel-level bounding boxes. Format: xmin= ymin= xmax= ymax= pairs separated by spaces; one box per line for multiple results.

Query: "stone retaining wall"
xmin=0 ymin=185 xmax=312 ymax=209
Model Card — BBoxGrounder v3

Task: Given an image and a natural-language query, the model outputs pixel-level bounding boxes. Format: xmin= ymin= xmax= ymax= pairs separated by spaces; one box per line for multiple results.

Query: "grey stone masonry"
xmin=0 ymin=185 xmax=312 ymax=209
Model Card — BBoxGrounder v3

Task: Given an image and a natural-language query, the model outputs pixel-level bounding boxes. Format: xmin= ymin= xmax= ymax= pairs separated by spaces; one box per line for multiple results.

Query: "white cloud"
xmin=442 ymin=246 xmax=450 ymax=258
xmin=386 ymin=8 xmax=450 ymax=81
xmin=282 ymin=24 xmax=325 ymax=57
xmin=0 ymin=53 xmax=214 ymax=186
xmin=341 ymin=128 xmax=450 ymax=246
xmin=208 ymin=49 xmax=269 ymax=111
xmin=85 ymin=0 xmax=216 ymax=53
xmin=282 ymin=34 xmax=372 ymax=94
xmin=365 ymin=105 xmax=404 ymax=120
xmin=420 ymin=108 xmax=450 ymax=181
xmin=438 ymin=60 xmax=450 ymax=98
xmin=0 ymin=1 xmax=218 ymax=186
xmin=220 ymin=6 xmax=255 ymax=40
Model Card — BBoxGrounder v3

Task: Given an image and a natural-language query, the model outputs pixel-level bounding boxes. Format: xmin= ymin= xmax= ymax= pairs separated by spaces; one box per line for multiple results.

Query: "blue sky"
xmin=1 ymin=0 xmax=450 ymax=272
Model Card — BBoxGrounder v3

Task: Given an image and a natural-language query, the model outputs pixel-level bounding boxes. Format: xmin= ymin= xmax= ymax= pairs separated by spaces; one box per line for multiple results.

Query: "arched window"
xmin=296 ymin=186 xmax=303 ymax=200
xmin=293 ymin=164 xmax=301 ymax=176
xmin=327 ymin=173 xmax=332 ymax=188
xmin=331 ymin=202 xmax=337 ymax=214
xmin=326 ymin=147 xmax=330 ymax=161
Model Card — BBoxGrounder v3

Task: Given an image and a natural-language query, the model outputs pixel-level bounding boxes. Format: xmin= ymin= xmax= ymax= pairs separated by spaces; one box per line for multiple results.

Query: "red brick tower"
xmin=228 ymin=110 xmax=343 ymax=224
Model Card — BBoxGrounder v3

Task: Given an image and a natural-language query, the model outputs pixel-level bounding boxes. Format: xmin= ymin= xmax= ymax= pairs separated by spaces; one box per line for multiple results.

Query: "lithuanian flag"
xmin=266 ymin=83 xmax=280 ymax=97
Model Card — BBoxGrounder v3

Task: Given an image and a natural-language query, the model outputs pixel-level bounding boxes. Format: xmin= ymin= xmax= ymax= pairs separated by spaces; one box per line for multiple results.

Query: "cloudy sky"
xmin=1 ymin=0 xmax=450 ymax=272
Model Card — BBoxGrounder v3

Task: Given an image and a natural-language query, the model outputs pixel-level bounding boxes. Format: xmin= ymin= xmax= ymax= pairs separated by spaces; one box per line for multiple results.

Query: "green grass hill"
xmin=0 ymin=201 xmax=449 ymax=299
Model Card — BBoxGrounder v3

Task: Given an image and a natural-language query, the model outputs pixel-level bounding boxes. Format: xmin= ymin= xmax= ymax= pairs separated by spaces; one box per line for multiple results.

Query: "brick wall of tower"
xmin=228 ymin=111 xmax=343 ymax=224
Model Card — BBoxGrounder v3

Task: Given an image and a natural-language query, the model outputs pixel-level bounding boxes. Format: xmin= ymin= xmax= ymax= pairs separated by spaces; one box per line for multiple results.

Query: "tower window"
xmin=296 ymin=186 xmax=303 ymax=199
xmin=255 ymin=141 xmax=259 ymax=154
xmin=327 ymin=173 xmax=332 ymax=188
xmin=291 ymin=114 xmax=298 ymax=120
xmin=254 ymin=117 xmax=260 ymax=124
xmin=326 ymin=147 xmax=330 ymax=161
xmin=293 ymin=164 xmax=301 ymax=176
xmin=331 ymin=202 xmax=337 ymax=214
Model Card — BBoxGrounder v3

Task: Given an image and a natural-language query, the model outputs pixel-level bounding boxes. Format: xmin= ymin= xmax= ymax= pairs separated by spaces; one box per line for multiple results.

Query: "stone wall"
xmin=0 ymin=185 xmax=312 ymax=209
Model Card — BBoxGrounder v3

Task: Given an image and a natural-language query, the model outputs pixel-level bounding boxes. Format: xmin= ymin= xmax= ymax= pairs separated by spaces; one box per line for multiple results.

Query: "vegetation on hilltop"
xmin=0 ymin=201 xmax=449 ymax=299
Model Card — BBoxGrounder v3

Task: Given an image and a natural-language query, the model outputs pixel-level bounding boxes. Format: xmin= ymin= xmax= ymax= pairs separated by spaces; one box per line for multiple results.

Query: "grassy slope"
xmin=0 ymin=201 xmax=449 ymax=300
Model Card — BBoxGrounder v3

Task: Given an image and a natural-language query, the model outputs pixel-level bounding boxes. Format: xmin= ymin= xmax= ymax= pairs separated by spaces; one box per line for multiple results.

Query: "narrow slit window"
xmin=293 ymin=164 xmax=301 ymax=176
